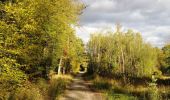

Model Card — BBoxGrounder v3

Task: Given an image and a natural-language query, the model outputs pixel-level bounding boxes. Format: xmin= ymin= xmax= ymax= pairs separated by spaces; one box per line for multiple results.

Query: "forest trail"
xmin=59 ymin=73 xmax=105 ymax=100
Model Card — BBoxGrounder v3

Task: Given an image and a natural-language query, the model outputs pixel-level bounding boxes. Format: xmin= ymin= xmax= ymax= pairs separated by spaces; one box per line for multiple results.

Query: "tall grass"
xmin=48 ymin=75 xmax=73 ymax=100
xmin=148 ymin=82 xmax=162 ymax=100
xmin=107 ymin=91 xmax=138 ymax=100
xmin=8 ymin=75 xmax=73 ymax=100
xmin=91 ymin=76 xmax=170 ymax=100
xmin=92 ymin=76 xmax=112 ymax=90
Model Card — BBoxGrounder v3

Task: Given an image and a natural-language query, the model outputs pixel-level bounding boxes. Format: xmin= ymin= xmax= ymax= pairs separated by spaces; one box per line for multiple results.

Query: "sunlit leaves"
xmin=87 ymin=29 xmax=158 ymax=77
xmin=0 ymin=0 xmax=84 ymax=97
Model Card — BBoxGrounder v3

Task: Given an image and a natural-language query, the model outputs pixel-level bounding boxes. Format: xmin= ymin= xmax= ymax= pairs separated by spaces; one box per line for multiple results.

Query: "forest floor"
xmin=59 ymin=73 xmax=105 ymax=100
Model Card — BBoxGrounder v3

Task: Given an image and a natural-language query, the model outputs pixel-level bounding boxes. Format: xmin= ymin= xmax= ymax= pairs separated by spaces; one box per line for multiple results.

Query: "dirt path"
xmin=59 ymin=74 xmax=105 ymax=100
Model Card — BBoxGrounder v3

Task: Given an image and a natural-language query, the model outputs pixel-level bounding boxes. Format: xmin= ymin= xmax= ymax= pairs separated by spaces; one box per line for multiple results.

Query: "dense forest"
xmin=0 ymin=0 xmax=85 ymax=99
xmin=87 ymin=25 xmax=170 ymax=78
xmin=0 ymin=0 xmax=170 ymax=100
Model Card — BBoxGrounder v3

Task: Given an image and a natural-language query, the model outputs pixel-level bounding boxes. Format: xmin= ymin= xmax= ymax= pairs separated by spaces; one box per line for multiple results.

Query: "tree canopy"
xmin=87 ymin=28 xmax=159 ymax=77
xmin=0 ymin=0 xmax=85 ymax=98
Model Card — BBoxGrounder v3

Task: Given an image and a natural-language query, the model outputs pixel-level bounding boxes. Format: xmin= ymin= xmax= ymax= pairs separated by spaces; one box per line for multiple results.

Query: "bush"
xmin=0 ymin=57 xmax=27 ymax=99
xmin=9 ymin=82 xmax=43 ymax=100
xmin=6 ymin=75 xmax=72 ymax=100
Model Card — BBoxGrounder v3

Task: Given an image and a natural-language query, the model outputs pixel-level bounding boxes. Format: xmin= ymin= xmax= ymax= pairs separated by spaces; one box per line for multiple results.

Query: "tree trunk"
xmin=121 ymin=47 xmax=126 ymax=85
xmin=121 ymin=47 xmax=125 ymax=74
xmin=63 ymin=66 xmax=65 ymax=74
xmin=58 ymin=56 xmax=63 ymax=75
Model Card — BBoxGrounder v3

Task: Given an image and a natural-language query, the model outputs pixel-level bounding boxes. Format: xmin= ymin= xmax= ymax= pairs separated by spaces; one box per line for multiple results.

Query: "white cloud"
xmin=76 ymin=0 xmax=170 ymax=47
xmin=75 ymin=26 xmax=98 ymax=43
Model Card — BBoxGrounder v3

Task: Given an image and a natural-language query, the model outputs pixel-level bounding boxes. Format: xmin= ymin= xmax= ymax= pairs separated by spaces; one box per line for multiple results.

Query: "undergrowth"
xmin=6 ymin=75 xmax=73 ymax=100
xmin=91 ymin=76 xmax=170 ymax=100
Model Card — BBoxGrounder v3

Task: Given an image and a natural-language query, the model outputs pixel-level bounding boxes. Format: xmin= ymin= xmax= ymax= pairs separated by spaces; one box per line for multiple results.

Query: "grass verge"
xmin=7 ymin=75 xmax=73 ymax=100
xmin=90 ymin=76 xmax=170 ymax=100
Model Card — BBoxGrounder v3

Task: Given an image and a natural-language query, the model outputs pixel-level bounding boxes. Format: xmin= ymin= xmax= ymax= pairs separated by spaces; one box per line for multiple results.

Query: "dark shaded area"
xmin=79 ymin=64 xmax=85 ymax=72
xmin=0 ymin=0 xmax=6 ymax=2
xmin=157 ymin=78 xmax=170 ymax=86
xmin=0 ymin=0 xmax=17 ymax=3
xmin=101 ymin=73 xmax=170 ymax=86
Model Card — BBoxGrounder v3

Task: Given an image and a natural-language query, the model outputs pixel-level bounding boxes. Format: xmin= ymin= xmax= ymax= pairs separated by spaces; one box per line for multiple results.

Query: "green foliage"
xmin=0 ymin=0 xmax=84 ymax=74
xmin=0 ymin=57 xmax=27 ymax=99
xmin=8 ymin=75 xmax=73 ymax=100
xmin=87 ymin=27 xmax=158 ymax=77
xmin=0 ymin=57 xmax=26 ymax=83
xmin=9 ymin=82 xmax=43 ymax=100
xmin=0 ymin=0 xmax=84 ymax=99
xmin=158 ymin=44 xmax=170 ymax=73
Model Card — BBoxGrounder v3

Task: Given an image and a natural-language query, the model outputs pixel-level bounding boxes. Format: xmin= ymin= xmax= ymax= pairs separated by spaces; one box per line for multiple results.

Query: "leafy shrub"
xmin=0 ymin=57 xmax=27 ymax=99
xmin=9 ymin=82 xmax=43 ymax=100
xmin=7 ymin=75 xmax=72 ymax=100
xmin=0 ymin=57 xmax=27 ymax=83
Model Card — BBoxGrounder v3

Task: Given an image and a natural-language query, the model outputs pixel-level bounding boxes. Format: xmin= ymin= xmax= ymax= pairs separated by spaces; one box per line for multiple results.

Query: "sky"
xmin=75 ymin=0 xmax=170 ymax=47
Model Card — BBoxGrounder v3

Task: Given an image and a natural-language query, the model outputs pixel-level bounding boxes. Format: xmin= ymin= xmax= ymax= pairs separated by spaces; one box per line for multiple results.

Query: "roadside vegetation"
xmin=86 ymin=25 xmax=170 ymax=100
xmin=0 ymin=0 xmax=84 ymax=99
xmin=8 ymin=75 xmax=73 ymax=100
xmin=0 ymin=0 xmax=170 ymax=100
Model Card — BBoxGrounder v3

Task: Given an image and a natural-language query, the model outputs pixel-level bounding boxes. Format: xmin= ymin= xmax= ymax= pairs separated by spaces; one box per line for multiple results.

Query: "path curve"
xmin=59 ymin=74 xmax=105 ymax=100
